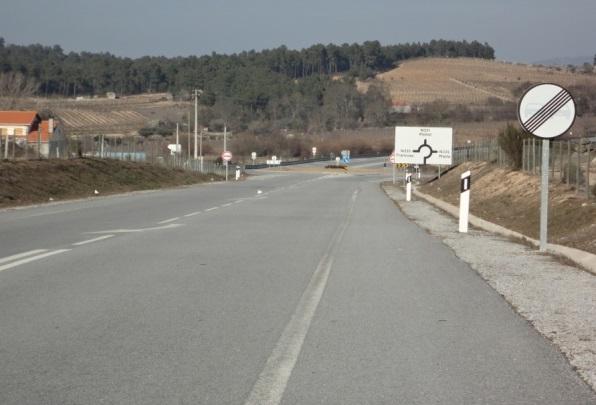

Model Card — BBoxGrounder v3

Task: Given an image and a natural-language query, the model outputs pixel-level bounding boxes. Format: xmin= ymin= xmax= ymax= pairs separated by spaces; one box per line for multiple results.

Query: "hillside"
xmin=419 ymin=161 xmax=596 ymax=254
xmin=359 ymin=58 xmax=596 ymax=105
xmin=8 ymin=93 xmax=189 ymax=136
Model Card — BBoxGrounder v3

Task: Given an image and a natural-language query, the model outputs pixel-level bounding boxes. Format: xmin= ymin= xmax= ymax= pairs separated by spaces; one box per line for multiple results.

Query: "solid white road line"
xmin=72 ymin=235 xmax=115 ymax=246
xmin=205 ymin=207 xmax=219 ymax=212
xmin=0 ymin=249 xmax=71 ymax=272
xmin=158 ymin=217 xmax=180 ymax=224
xmin=221 ymin=203 xmax=233 ymax=208
xmin=0 ymin=249 xmax=49 ymax=265
xmin=245 ymin=189 xmax=359 ymax=405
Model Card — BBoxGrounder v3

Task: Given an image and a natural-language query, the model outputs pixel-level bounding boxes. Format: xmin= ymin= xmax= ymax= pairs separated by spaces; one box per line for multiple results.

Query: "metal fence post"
xmin=567 ymin=140 xmax=571 ymax=185
xmin=559 ymin=141 xmax=563 ymax=181
xmin=587 ymin=141 xmax=592 ymax=199
xmin=576 ymin=137 xmax=581 ymax=194
xmin=533 ymin=138 xmax=537 ymax=175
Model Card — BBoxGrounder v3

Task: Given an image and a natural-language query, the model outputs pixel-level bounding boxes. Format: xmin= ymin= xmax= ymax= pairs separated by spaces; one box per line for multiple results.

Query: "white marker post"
xmin=518 ymin=83 xmax=576 ymax=252
xmin=389 ymin=151 xmax=396 ymax=184
xmin=235 ymin=165 xmax=240 ymax=181
xmin=406 ymin=173 xmax=412 ymax=202
xmin=459 ymin=171 xmax=471 ymax=233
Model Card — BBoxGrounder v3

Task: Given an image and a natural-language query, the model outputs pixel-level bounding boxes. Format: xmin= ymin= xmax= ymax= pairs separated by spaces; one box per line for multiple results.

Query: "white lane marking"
xmin=72 ymin=235 xmax=115 ymax=246
xmin=0 ymin=249 xmax=71 ymax=272
xmin=184 ymin=211 xmax=202 ymax=217
xmin=0 ymin=249 xmax=49 ymax=265
xmin=158 ymin=217 xmax=180 ymax=224
xmin=86 ymin=223 xmax=183 ymax=234
xmin=245 ymin=189 xmax=359 ymax=405
xmin=221 ymin=203 xmax=233 ymax=208
xmin=205 ymin=207 xmax=219 ymax=212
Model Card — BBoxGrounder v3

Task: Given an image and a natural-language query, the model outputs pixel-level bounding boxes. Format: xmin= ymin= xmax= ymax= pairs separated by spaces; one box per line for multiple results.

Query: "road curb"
xmin=383 ymin=184 xmax=596 ymax=276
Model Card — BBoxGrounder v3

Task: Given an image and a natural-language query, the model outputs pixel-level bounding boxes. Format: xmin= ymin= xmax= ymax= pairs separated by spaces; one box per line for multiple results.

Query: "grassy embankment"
xmin=0 ymin=158 xmax=220 ymax=208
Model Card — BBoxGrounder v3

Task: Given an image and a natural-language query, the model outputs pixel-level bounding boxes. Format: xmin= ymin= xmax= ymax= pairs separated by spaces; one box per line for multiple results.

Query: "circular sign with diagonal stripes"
xmin=518 ymin=83 xmax=576 ymax=139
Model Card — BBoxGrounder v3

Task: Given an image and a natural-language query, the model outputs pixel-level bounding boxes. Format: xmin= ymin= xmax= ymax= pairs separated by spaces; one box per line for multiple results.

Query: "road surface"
xmin=1 ymin=159 xmax=594 ymax=404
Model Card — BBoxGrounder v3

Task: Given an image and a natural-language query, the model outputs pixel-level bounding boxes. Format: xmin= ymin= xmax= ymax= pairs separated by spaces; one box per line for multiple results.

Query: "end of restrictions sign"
xmin=394 ymin=126 xmax=453 ymax=165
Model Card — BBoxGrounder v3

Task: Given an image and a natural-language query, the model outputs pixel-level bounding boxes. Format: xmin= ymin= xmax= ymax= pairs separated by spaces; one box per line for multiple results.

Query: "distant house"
xmin=0 ymin=111 xmax=63 ymax=157
xmin=391 ymin=101 xmax=413 ymax=114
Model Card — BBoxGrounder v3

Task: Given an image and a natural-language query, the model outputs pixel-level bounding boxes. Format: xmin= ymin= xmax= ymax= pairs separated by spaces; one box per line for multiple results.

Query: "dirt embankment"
xmin=419 ymin=162 xmax=596 ymax=255
xmin=0 ymin=158 xmax=218 ymax=208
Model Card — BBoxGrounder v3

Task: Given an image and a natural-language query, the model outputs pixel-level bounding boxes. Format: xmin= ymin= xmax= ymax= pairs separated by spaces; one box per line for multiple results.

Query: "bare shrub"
xmin=497 ymin=123 xmax=530 ymax=170
xmin=0 ymin=72 xmax=39 ymax=108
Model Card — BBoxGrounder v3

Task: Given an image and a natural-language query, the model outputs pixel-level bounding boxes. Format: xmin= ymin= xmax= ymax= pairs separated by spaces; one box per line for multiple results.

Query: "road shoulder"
xmin=383 ymin=183 xmax=596 ymax=392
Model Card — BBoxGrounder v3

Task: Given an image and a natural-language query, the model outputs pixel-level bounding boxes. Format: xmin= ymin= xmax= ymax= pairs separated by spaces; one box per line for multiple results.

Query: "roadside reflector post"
xmin=459 ymin=170 xmax=471 ymax=233
xmin=406 ymin=173 xmax=412 ymax=202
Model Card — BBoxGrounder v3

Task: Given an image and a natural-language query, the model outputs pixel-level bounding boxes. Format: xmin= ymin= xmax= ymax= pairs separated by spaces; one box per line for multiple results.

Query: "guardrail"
xmin=244 ymin=152 xmax=386 ymax=169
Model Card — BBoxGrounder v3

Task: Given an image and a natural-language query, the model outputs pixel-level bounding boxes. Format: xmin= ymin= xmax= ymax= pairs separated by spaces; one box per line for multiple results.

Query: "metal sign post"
xmin=222 ymin=151 xmax=232 ymax=181
xmin=539 ymin=139 xmax=550 ymax=249
xmin=518 ymin=83 xmax=576 ymax=252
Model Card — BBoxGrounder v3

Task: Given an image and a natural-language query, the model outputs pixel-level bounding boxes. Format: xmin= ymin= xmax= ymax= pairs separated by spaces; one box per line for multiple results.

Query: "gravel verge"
xmin=383 ymin=183 xmax=596 ymax=392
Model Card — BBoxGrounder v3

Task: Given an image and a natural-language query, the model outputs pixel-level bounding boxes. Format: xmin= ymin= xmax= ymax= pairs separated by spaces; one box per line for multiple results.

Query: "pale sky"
xmin=0 ymin=0 xmax=594 ymax=62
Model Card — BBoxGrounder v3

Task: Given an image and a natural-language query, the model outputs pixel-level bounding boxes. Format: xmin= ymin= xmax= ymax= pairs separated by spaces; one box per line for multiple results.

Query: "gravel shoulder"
xmin=383 ymin=183 xmax=596 ymax=392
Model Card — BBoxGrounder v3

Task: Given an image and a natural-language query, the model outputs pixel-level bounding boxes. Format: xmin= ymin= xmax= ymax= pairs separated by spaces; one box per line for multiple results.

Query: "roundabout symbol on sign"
xmin=413 ymin=139 xmax=438 ymax=165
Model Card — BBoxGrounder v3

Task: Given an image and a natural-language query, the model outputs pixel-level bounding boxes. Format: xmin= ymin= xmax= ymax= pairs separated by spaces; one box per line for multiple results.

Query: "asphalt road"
xmin=0 ymin=159 xmax=594 ymax=404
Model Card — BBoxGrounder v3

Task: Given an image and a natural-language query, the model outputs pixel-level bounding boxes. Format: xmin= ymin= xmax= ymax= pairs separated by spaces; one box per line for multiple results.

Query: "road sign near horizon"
xmin=394 ymin=126 xmax=452 ymax=165
xmin=222 ymin=151 xmax=232 ymax=162
xmin=518 ymin=83 xmax=576 ymax=139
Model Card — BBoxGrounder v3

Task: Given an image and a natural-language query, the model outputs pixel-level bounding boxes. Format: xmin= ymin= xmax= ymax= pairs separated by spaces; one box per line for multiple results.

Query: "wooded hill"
xmin=0 ymin=39 xmax=495 ymax=132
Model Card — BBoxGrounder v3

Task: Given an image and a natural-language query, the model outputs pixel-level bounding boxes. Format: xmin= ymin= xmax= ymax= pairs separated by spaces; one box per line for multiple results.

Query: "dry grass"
xmin=359 ymin=58 xmax=596 ymax=106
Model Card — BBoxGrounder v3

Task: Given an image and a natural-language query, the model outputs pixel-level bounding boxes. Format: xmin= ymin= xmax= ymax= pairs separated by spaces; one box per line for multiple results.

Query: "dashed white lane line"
xmin=0 ymin=249 xmax=71 ymax=273
xmin=86 ymin=223 xmax=183 ymax=234
xmin=221 ymin=203 xmax=233 ymax=208
xmin=205 ymin=207 xmax=219 ymax=212
xmin=0 ymin=249 xmax=49 ymax=265
xmin=72 ymin=235 xmax=115 ymax=246
xmin=158 ymin=217 xmax=180 ymax=224
xmin=184 ymin=211 xmax=202 ymax=217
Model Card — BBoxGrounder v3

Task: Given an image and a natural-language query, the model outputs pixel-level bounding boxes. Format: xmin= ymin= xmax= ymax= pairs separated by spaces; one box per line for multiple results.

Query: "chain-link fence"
xmin=450 ymin=137 xmax=595 ymax=199
xmin=0 ymin=133 xmax=237 ymax=177
xmin=452 ymin=139 xmax=513 ymax=167
xmin=521 ymin=138 xmax=594 ymax=198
